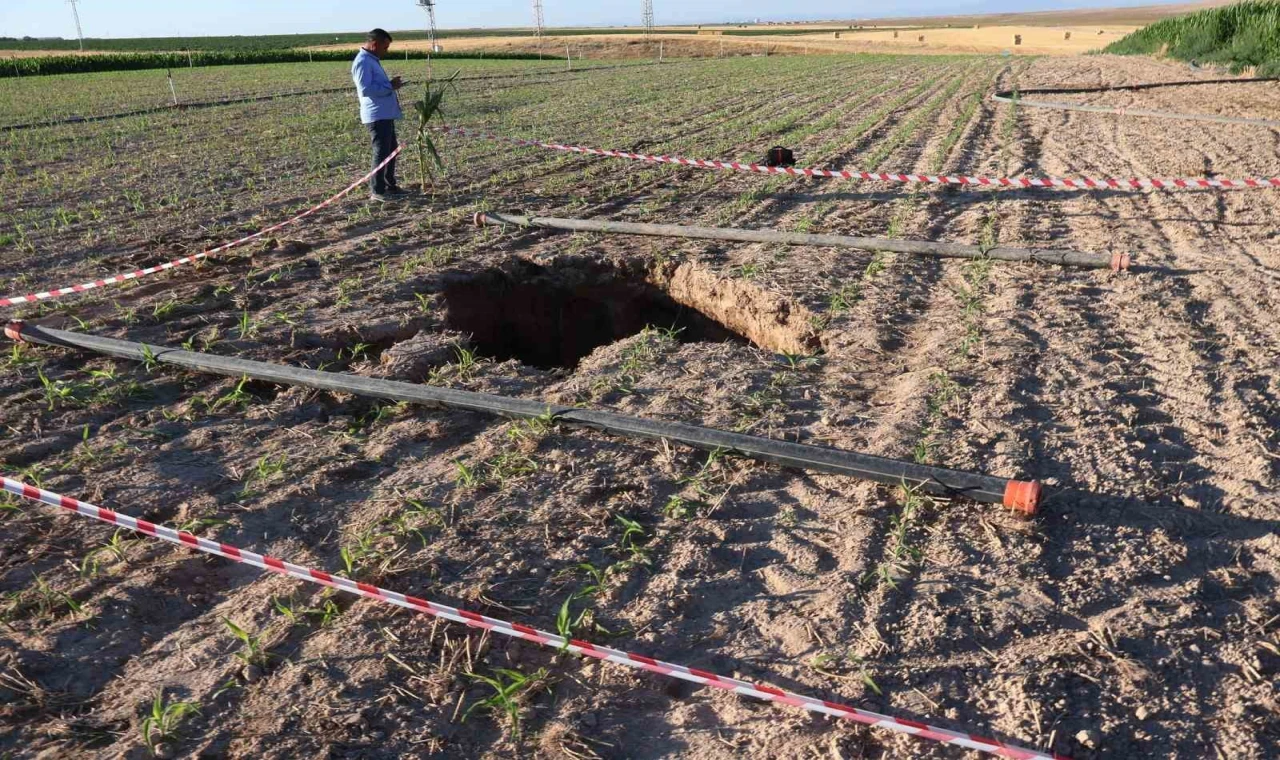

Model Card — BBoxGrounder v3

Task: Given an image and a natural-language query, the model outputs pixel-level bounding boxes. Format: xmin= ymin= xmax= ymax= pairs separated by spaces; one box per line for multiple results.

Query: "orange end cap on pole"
xmin=1111 ymin=252 xmax=1131 ymax=272
xmin=473 ymin=212 xmax=487 ymax=227
xmin=1003 ymin=480 xmax=1042 ymax=515
xmin=3 ymin=321 xmax=25 ymax=343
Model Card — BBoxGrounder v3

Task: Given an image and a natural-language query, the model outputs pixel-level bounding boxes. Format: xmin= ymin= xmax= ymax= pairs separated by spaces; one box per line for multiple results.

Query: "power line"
xmin=642 ymin=0 xmax=654 ymax=38
xmin=67 ymin=0 xmax=85 ymax=52
xmin=415 ymin=1 xmax=440 ymax=53
xmin=532 ymin=0 xmax=544 ymax=59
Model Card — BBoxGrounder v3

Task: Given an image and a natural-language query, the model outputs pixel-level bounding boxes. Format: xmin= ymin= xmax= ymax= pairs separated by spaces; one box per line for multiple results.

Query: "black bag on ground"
xmin=764 ymin=146 xmax=796 ymax=168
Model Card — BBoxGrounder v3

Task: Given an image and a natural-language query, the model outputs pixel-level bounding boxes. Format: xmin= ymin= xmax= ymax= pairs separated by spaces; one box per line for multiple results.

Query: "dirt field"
xmin=313 ymin=26 xmax=1133 ymax=58
xmin=1 ymin=51 xmax=1279 ymax=759
xmin=795 ymin=26 xmax=1137 ymax=56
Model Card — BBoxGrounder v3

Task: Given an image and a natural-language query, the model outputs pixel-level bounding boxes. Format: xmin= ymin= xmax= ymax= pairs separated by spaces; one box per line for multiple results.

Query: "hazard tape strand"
xmin=0 ymin=145 xmax=403 ymax=309
xmin=0 ymin=475 xmax=1062 ymax=760
xmin=440 ymin=125 xmax=1280 ymax=190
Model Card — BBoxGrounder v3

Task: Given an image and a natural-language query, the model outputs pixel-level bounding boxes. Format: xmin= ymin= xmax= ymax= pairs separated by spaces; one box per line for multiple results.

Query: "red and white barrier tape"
xmin=0 ymin=474 xmax=1061 ymax=760
xmin=0 ymin=146 xmax=404 ymax=309
xmin=441 ymin=125 xmax=1280 ymax=190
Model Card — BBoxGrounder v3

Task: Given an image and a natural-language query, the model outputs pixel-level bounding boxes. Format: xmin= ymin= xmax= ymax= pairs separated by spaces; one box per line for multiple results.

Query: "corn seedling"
xmin=31 ymin=575 xmax=89 ymax=620
xmin=222 ymin=617 xmax=269 ymax=667
xmin=3 ymin=343 xmax=38 ymax=369
xmin=462 ymin=666 xmax=549 ymax=741
xmin=453 ymin=459 xmax=481 ymax=490
xmin=827 ymin=281 xmax=861 ymax=316
xmin=139 ymin=344 xmax=160 ymax=373
xmin=151 ymin=298 xmax=179 ymax=319
xmin=234 ymin=310 xmax=259 ymax=339
xmin=614 ymin=515 xmax=650 ymax=568
xmin=486 ymin=452 xmax=538 ymax=489
xmin=240 ymin=453 xmax=287 ymax=498
xmin=555 ymin=593 xmax=590 ymax=647
xmin=871 ymin=484 xmax=930 ymax=590
xmin=139 ymin=690 xmax=199 ymax=754
xmin=810 ymin=650 xmax=883 ymax=695
xmin=663 ymin=495 xmax=693 ymax=520
xmin=37 ymin=368 xmax=85 ymax=410
xmin=213 ymin=375 xmax=254 ymax=411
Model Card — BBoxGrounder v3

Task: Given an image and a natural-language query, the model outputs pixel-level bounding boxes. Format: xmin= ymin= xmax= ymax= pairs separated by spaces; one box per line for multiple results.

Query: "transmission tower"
xmin=642 ymin=0 xmax=654 ymax=38
xmin=67 ymin=0 xmax=85 ymax=52
xmin=532 ymin=0 xmax=545 ymax=43
xmin=416 ymin=0 xmax=439 ymax=53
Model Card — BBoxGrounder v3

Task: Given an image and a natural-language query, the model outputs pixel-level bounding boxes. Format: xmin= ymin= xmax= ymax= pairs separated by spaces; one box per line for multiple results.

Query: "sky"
xmin=3 ymin=0 xmax=1187 ymax=40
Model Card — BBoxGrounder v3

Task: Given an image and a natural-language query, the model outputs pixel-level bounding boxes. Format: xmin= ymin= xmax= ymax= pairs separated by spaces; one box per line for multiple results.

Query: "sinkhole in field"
xmin=439 ymin=259 xmax=750 ymax=370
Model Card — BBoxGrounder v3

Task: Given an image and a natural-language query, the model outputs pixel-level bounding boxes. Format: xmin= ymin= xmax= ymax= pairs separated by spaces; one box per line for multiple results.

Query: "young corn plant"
xmin=810 ymin=650 xmax=883 ymax=696
xmin=139 ymin=690 xmax=199 ymax=756
xmin=614 ymin=515 xmax=651 ymax=569
xmin=222 ymin=617 xmax=269 ymax=669
xmin=463 ymin=666 xmax=549 ymax=742
xmin=411 ymin=70 xmax=461 ymax=190
xmin=871 ymin=484 xmax=930 ymax=590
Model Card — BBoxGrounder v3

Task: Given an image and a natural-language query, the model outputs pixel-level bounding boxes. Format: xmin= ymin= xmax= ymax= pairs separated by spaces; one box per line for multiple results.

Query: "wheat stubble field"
xmin=1 ymin=48 xmax=1278 ymax=759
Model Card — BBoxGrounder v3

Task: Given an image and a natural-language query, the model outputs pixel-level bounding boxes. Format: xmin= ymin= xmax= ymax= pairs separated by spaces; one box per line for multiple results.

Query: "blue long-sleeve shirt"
xmin=352 ymin=48 xmax=402 ymax=124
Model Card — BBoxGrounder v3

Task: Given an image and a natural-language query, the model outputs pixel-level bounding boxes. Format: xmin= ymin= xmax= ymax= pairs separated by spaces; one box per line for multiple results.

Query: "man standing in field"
xmin=353 ymin=29 xmax=406 ymax=202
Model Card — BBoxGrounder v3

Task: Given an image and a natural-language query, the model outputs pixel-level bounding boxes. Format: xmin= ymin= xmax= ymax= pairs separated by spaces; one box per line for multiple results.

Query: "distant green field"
xmin=1 ymin=49 xmax=555 ymax=79
xmin=1104 ymin=0 xmax=1280 ymax=77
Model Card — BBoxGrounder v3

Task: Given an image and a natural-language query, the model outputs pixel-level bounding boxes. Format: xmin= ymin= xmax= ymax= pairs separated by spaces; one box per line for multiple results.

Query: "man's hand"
xmin=391 ymin=76 xmax=404 ymax=91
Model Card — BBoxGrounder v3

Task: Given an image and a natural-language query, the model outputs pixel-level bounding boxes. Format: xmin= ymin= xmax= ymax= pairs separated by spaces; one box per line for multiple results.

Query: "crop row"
xmin=2 ymin=48 xmax=554 ymax=79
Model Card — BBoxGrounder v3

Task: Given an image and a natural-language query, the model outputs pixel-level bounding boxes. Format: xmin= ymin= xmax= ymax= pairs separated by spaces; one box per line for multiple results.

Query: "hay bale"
xmin=1013 ymin=34 xmax=1023 ymax=46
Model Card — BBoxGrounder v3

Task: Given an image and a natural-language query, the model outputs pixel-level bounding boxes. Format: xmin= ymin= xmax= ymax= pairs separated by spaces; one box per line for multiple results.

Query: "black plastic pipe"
xmin=476 ymin=212 xmax=1129 ymax=271
xmin=993 ymin=79 xmax=1280 ymax=129
xmin=4 ymin=322 xmax=1043 ymax=513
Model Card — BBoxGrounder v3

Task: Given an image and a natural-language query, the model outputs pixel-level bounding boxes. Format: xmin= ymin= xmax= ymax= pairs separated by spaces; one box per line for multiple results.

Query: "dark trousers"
xmin=367 ymin=119 xmax=398 ymax=194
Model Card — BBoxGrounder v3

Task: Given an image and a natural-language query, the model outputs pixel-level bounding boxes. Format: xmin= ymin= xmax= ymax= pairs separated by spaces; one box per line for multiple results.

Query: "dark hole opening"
xmin=440 ymin=260 xmax=748 ymax=370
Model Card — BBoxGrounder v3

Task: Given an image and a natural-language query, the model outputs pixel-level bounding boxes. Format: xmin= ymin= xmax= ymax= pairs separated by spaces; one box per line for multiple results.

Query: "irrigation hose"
xmin=993 ymin=77 xmax=1280 ymax=129
xmin=475 ymin=212 xmax=1130 ymax=271
xmin=5 ymin=322 xmax=1043 ymax=514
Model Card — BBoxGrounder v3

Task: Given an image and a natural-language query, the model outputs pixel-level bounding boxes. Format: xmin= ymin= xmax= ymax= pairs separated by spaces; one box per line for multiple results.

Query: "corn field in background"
xmin=1 ymin=49 xmax=554 ymax=79
xmin=1104 ymin=0 xmax=1280 ymax=77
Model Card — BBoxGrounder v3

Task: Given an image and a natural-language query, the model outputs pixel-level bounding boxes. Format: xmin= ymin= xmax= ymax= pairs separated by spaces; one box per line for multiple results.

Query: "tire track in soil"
xmin=788 ymin=62 xmax=1082 ymax=756
xmin=449 ymin=58 xmax=893 ymax=205
xmin=2 ymin=66 xmax=760 ymax=281
xmin=5 ymin=58 xmax=926 ymax=310
xmin=4 ymin=59 xmax=776 ymax=278
xmin=610 ymin=61 xmax=1022 ymax=752
xmin=575 ymin=62 xmax=973 ymax=328
xmin=512 ymin=60 xmax=928 ymax=215
xmin=918 ymin=57 xmax=1279 ymax=758
xmin=536 ymin=59 xmax=944 ymax=218
xmin=66 ymin=416 xmax=499 ymax=757
xmin=711 ymin=62 xmax=1000 ymax=373
xmin=461 ymin=64 xmax=948 ymax=274
xmin=719 ymin=60 xmax=985 ymax=233
xmin=1017 ymin=76 xmax=1280 ymax=508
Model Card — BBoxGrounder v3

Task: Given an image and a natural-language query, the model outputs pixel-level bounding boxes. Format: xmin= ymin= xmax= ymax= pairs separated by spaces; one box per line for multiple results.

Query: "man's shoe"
xmin=385 ymin=186 xmax=412 ymax=196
